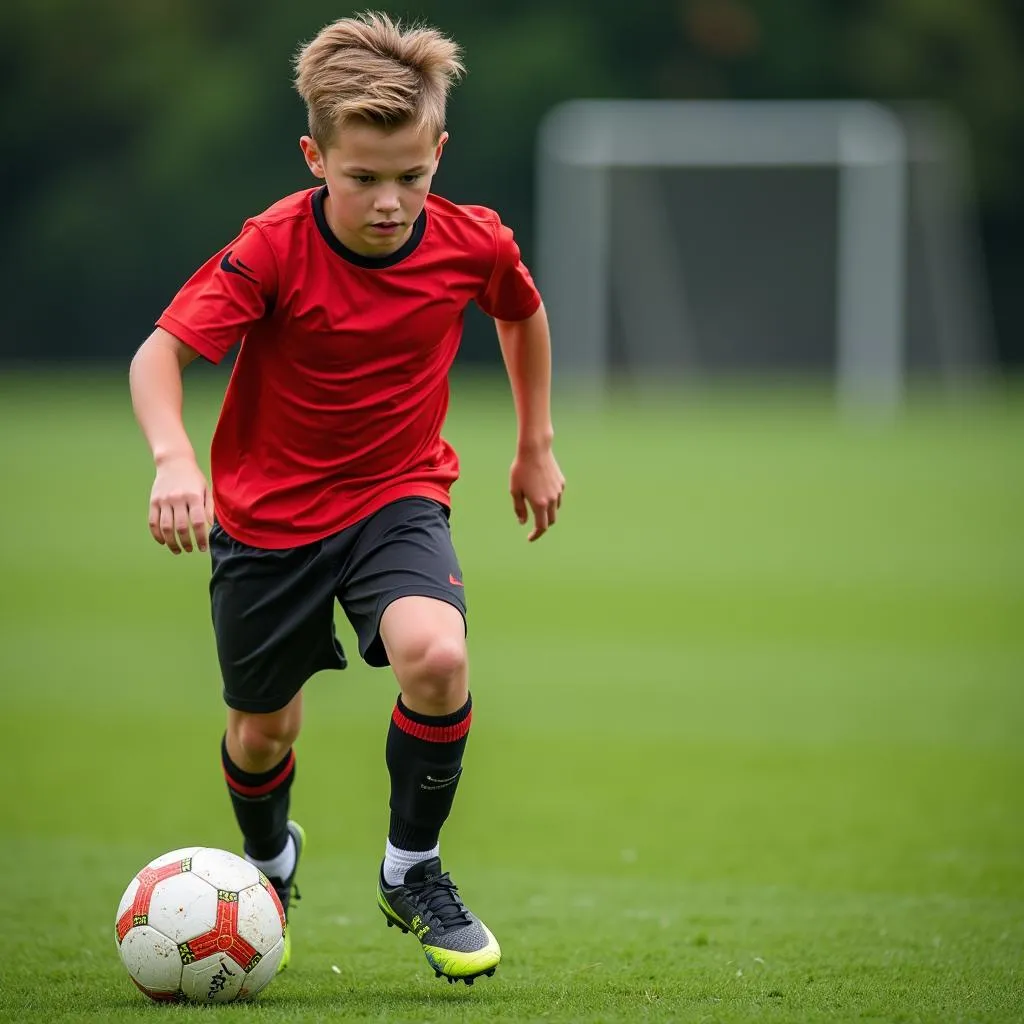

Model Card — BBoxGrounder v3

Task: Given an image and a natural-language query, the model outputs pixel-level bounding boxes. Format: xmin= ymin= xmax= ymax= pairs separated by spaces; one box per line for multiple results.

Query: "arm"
xmin=496 ymin=303 xmax=555 ymax=453
xmin=495 ymin=304 xmax=565 ymax=541
xmin=129 ymin=327 xmax=214 ymax=554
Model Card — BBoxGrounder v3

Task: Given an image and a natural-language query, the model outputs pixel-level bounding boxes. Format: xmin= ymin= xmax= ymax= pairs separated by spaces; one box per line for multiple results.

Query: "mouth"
xmin=370 ymin=221 xmax=402 ymax=232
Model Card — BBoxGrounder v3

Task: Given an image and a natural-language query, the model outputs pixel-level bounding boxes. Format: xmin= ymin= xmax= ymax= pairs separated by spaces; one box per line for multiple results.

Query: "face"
xmin=300 ymin=121 xmax=447 ymax=257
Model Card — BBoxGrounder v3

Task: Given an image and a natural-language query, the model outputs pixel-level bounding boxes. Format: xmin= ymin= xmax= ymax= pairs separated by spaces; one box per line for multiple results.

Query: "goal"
xmin=535 ymin=100 xmax=994 ymax=413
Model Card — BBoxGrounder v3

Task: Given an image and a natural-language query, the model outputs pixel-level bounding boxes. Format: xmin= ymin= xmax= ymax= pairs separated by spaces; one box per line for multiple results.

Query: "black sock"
xmin=387 ymin=694 xmax=472 ymax=851
xmin=221 ymin=735 xmax=295 ymax=861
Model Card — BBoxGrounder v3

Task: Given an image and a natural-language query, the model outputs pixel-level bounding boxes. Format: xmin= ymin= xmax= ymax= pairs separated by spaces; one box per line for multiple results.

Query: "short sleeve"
xmin=157 ymin=222 xmax=277 ymax=364
xmin=476 ymin=220 xmax=542 ymax=322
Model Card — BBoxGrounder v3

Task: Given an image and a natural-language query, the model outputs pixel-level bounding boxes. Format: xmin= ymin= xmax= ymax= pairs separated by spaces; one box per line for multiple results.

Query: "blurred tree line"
xmin=1 ymin=0 xmax=1021 ymax=366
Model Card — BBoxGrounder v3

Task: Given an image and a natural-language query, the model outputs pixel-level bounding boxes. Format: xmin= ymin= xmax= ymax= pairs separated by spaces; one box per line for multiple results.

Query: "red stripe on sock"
xmin=392 ymin=705 xmax=472 ymax=744
xmin=223 ymin=750 xmax=295 ymax=798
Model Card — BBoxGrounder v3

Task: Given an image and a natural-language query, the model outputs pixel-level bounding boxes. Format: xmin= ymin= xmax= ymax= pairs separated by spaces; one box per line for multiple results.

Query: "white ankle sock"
xmin=247 ymin=834 xmax=295 ymax=882
xmin=383 ymin=840 xmax=439 ymax=887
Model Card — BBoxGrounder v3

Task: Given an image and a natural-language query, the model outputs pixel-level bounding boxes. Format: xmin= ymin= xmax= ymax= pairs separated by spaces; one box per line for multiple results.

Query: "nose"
xmin=375 ymin=191 xmax=400 ymax=215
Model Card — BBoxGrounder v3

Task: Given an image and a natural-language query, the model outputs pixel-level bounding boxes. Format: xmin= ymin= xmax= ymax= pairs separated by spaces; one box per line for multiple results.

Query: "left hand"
xmin=510 ymin=447 xmax=565 ymax=542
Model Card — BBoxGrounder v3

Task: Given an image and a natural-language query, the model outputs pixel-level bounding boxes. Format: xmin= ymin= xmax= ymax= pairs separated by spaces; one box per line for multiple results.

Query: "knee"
xmin=409 ymin=634 xmax=468 ymax=684
xmin=418 ymin=635 xmax=468 ymax=682
xmin=231 ymin=713 xmax=299 ymax=766
xmin=394 ymin=633 xmax=468 ymax=705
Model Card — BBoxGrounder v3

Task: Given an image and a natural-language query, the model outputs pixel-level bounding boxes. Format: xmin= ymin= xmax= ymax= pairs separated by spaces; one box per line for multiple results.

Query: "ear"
xmin=432 ymin=131 xmax=449 ymax=171
xmin=299 ymin=136 xmax=326 ymax=179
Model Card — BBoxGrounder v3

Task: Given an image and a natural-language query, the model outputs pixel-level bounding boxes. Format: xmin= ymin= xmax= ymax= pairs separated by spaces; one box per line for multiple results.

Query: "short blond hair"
xmin=294 ymin=11 xmax=465 ymax=147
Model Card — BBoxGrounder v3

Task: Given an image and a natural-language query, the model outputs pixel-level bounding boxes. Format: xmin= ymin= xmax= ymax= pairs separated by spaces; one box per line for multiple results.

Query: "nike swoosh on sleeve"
xmin=220 ymin=250 xmax=259 ymax=284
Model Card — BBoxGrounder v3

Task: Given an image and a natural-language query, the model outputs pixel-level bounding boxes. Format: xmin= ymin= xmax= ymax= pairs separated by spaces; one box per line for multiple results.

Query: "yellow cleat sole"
xmin=378 ymin=891 xmax=501 ymax=985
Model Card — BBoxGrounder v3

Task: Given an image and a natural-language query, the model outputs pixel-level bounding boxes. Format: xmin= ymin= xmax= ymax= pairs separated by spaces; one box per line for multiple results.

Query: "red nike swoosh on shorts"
xmin=449 ymin=574 xmax=464 ymax=586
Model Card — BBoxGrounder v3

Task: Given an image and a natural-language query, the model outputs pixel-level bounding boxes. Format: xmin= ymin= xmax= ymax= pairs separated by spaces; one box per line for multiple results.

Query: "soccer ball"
xmin=114 ymin=846 xmax=286 ymax=1003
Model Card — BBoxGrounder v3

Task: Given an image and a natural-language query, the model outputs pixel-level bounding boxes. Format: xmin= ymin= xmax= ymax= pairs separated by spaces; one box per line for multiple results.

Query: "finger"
xmin=528 ymin=501 xmax=550 ymax=542
xmin=149 ymin=501 xmax=166 ymax=545
xmin=174 ymin=500 xmax=194 ymax=553
xmin=190 ymin=500 xmax=209 ymax=553
xmin=546 ymin=499 xmax=558 ymax=527
xmin=160 ymin=504 xmax=180 ymax=554
xmin=205 ymin=488 xmax=215 ymax=526
xmin=512 ymin=489 xmax=528 ymax=525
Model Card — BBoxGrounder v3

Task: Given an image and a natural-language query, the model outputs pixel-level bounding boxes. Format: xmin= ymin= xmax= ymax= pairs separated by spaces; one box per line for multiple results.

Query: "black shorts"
xmin=208 ymin=497 xmax=467 ymax=713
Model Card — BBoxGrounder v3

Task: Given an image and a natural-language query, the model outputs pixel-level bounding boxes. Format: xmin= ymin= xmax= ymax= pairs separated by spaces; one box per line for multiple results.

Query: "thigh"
xmin=333 ymin=498 xmax=468 ymax=668
xmin=210 ymin=523 xmax=347 ymax=713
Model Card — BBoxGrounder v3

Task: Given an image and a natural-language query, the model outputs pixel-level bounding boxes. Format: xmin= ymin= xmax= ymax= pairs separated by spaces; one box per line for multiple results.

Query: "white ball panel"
xmin=144 ymin=847 xmax=203 ymax=871
xmin=118 ymin=924 xmax=183 ymax=993
xmin=234 ymin=884 xmax=285 ymax=953
xmin=180 ymin=953 xmax=246 ymax=1003
xmin=238 ymin=936 xmax=284 ymax=1000
xmin=146 ymin=873 xmax=217 ymax=943
xmin=190 ymin=848 xmax=259 ymax=891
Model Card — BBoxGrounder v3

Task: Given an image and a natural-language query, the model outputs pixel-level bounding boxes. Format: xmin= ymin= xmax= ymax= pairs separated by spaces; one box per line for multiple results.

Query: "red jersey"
xmin=158 ymin=187 xmax=541 ymax=548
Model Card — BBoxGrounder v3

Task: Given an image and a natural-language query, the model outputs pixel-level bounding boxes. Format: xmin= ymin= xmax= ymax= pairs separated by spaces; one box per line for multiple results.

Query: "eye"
xmin=352 ymin=175 xmax=375 ymax=185
xmin=399 ymin=174 xmax=422 ymax=185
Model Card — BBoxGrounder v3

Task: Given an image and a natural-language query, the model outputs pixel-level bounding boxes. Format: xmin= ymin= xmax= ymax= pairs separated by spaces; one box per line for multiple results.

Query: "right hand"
xmin=148 ymin=454 xmax=215 ymax=554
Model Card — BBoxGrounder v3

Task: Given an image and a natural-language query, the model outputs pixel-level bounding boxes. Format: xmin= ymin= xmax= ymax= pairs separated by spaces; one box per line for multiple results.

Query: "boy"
xmin=128 ymin=11 xmax=564 ymax=985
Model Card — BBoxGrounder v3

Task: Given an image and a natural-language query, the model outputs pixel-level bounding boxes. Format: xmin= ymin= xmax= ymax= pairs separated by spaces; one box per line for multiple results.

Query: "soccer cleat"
xmin=377 ymin=856 xmax=500 ymax=983
xmin=258 ymin=820 xmax=304 ymax=974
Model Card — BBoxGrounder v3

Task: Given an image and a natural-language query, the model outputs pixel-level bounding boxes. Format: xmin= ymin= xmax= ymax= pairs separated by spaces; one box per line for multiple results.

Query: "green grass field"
xmin=1 ymin=369 xmax=1022 ymax=1023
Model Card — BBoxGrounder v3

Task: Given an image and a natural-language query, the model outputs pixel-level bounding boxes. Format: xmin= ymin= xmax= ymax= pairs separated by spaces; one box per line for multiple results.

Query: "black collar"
xmin=311 ymin=185 xmax=426 ymax=269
